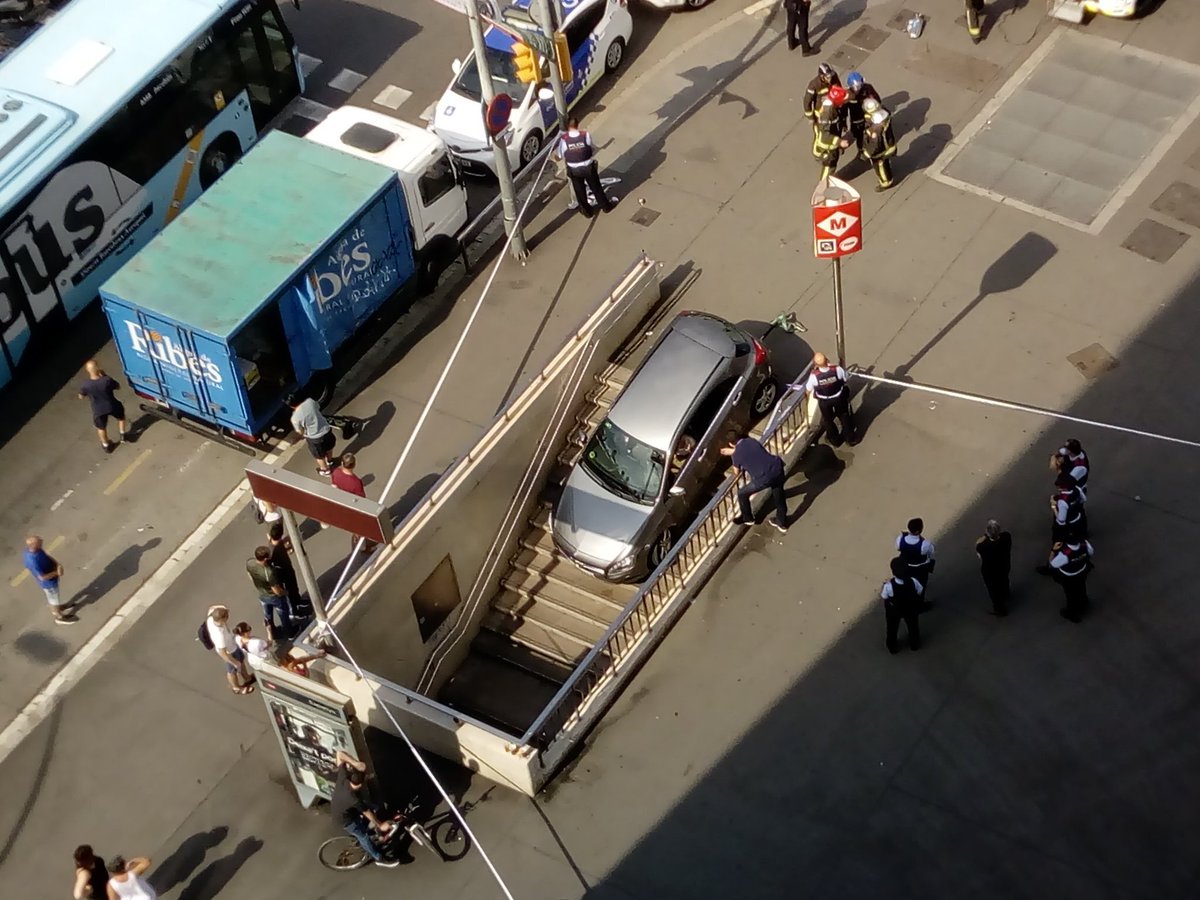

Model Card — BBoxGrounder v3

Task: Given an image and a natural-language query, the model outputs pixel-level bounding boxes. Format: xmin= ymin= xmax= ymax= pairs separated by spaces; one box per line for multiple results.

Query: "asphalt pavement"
xmin=4 ymin=1 xmax=1200 ymax=898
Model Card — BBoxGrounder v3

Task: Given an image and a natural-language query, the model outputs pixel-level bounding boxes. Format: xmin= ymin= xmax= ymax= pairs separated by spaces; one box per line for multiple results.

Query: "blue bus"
xmin=0 ymin=0 xmax=303 ymax=391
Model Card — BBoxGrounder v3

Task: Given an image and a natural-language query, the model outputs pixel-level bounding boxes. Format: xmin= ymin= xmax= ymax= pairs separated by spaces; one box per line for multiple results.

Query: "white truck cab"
xmin=305 ymin=106 xmax=469 ymax=283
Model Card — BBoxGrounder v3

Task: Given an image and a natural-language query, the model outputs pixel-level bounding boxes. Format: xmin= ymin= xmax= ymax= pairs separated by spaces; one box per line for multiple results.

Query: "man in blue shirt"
xmin=23 ymin=535 xmax=75 ymax=625
xmin=721 ymin=436 xmax=788 ymax=533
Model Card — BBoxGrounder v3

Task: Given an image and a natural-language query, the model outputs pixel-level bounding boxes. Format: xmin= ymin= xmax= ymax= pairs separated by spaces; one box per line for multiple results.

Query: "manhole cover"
xmin=1150 ymin=181 xmax=1200 ymax=230
xmin=631 ymin=207 xmax=660 ymax=227
xmin=929 ymin=30 xmax=1200 ymax=233
xmin=846 ymin=24 xmax=890 ymax=53
xmin=1067 ymin=343 xmax=1118 ymax=380
xmin=1121 ymin=219 xmax=1189 ymax=263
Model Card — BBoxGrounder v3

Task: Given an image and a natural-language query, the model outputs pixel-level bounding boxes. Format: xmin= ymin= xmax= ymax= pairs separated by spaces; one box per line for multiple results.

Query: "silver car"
xmin=552 ymin=311 xmax=777 ymax=582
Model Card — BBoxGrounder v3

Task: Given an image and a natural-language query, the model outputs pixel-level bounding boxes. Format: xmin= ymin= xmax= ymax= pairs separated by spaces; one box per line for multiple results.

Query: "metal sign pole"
xmin=833 ymin=256 xmax=846 ymax=367
xmin=281 ymin=508 xmax=329 ymax=624
xmin=465 ymin=0 xmax=529 ymax=260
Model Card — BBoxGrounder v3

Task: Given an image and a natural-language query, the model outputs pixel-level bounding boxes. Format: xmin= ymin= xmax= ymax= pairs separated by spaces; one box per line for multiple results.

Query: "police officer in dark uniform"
xmin=881 ymin=557 xmax=923 ymax=653
xmin=557 ymin=116 xmax=616 ymax=218
xmin=896 ymin=517 xmax=935 ymax=594
xmin=801 ymin=351 xmax=857 ymax=446
xmin=1050 ymin=473 xmax=1087 ymax=543
xmin=803 ymin=63 xmax=841 ymax=128
xmin=860 ymin=97 xmax=898 ymax=192
xmin=844 ymin=71 xmax=881 ymax=153
xmin=1053 ymin=438 xmax=1090 ymax=501
xmin=1048 ymin=537 xmax=1094 ymax=623
xmin=966 ymin=0 xmax=985 ymax=43
xmin=782 ymin=0 xmax=814 ymax=55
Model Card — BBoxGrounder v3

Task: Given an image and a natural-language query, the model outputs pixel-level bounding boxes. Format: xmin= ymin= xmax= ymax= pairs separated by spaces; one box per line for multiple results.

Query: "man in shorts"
xmin=287 ymin=393 xmax=336 ymax=477
xmin=77 ymin=360 xmax=133 ymax=453
xmin=23 ymin=535 xmax=75 ymax=625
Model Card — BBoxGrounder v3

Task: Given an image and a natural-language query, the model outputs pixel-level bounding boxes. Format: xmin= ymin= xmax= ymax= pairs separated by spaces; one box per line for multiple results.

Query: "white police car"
xmin=431 ymin=0 xmax=633 ymax=176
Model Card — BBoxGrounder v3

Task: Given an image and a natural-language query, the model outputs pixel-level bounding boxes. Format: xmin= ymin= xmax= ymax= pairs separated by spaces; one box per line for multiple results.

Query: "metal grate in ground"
xmin=928 ymin=29 xmax=1200 ymax=234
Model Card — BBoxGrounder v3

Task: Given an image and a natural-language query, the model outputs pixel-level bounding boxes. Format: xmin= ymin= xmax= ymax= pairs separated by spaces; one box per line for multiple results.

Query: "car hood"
xmin=432 ymin=89 xmax=489 ymax=148
xmin=552 ymin=464 xmax=655 ymax=568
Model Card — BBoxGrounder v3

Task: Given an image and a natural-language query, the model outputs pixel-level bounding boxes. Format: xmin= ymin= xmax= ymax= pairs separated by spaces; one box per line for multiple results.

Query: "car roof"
xmin=607 ymin=314 xmax=740 ymax=451
xmin=484 ymin=0 xmax=598 ymax=53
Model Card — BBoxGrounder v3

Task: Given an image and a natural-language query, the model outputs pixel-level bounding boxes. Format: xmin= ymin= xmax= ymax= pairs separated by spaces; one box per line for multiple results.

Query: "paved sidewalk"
xmin=4 ymin=2 xmax=1200 ymax=898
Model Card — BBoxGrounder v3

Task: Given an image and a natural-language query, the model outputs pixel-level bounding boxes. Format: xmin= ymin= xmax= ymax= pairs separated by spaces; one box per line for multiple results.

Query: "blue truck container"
xmin=99 ymin=130 xmax=416 ymax=440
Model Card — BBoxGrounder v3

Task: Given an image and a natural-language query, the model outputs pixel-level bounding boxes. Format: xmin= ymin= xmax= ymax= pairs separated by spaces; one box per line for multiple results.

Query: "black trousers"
xmin=885 ymin=599 xmax=921 ymax=652
xmin=1057 ymin=572 xmax=1090 ymax=621
xmin=568 ymin=161 xmax=613 ymax=216
xmin=817 ymin=393 xmax=856 ymax=445
xmin=737 ymin=476 xmax=788 ymax=526
xmin=982 ymin=571 xmax=1009 ymax=615
xmin=785 ymin=3 xmax=810 ymax=51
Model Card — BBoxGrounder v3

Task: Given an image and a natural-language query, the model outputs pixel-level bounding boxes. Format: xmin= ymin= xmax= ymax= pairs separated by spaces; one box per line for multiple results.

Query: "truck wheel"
xmin=198 ymin=134 xmax=243 ymax=190
xmin=305 ymin=373 xmax=335 ymax=408
xmin=416 ymin=237 xmax=458 ymax=294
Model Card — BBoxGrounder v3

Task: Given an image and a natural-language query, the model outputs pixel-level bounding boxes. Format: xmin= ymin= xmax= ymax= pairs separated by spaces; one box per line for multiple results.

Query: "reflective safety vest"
xmin=812 ymin=106 xmax=844 ymax=161
xmin=886 ymin=577 xmax=919 ymax=608
xmin=897 ymin=535 xmax=927 ymax=567
xmin=561 ymin=130 xmax=593 ymax=167
xmin=1056 ymin=543 xmax=1090 ymax=577
xmin=812 ymin=365 xmax=846 ymax=400
xmin=1054 ymin=487 xmax=1084 ymax=524
xmin=1068 ymin=452 xmax=1090 ymax=489
xmin=862 ymin=117 xmax=897 ymax=161
xmin=803 ymin=75 xmax=838 ymax=120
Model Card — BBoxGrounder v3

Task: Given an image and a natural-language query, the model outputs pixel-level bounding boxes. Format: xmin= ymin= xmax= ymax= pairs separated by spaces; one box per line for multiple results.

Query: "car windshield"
xmin=452 ymin=48 xmax=524 ymax=102
xmin=581 ymin=419 xmax=665 ymax=506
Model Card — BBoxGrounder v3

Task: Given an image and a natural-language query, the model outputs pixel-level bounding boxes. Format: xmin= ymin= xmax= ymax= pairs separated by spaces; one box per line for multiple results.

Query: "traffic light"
xmin=553 ymin=32 xmax=572 ymax=85
xmin=513 ymin=42 xmax=539 ymax=84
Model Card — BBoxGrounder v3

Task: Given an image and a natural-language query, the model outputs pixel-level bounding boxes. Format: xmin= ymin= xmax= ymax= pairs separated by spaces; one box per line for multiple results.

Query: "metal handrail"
xmin=521 ymin=369 xmax=817 ymax=750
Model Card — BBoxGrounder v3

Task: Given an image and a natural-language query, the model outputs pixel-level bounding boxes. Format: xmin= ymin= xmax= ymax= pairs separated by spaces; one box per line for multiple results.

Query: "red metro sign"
xmin=811 ymin=176 xmax=863 ymax=260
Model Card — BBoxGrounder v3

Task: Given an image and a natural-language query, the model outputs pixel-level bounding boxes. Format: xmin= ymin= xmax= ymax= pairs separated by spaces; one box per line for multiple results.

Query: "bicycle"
xmin=318 ymin=799 xmax=438 ymax=871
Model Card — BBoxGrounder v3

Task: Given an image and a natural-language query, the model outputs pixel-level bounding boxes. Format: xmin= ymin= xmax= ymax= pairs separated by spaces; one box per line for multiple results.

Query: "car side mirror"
xmin=451 ymin=59 xmax=462 ymax=75
xmin=669 ymin=486 xmax=685 ymax=497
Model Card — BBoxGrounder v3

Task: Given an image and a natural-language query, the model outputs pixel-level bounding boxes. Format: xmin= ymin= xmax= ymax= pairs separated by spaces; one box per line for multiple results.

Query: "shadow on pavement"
xmin=12 ymin=630 xmax=68 ymax=664
xmin=784 ymin=442 xmax=848 ymax=523
xmin=177 ymin=836 xmax=263 ymax=900
xmin=584 ymin=240 xmax=1200 ymax=900
xmin=808 ymin=0 xmax=868 ymax=50
xmin=148 ymin=826 xmax=229 ymax=895
xmin=0 ymin=702 xmax=61 ymax=866
xmin=343 ymin=400 xmax=398 ymax=457
xmin=66 ymin=537 xmax=163 ymax=610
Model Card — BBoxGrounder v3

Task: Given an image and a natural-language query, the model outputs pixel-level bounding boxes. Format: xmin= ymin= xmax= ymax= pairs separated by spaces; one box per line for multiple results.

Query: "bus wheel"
xmin=198 ymin=134 xmax=243 ymax=190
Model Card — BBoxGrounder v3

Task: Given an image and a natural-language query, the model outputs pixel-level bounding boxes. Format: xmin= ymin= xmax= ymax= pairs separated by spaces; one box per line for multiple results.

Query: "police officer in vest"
xmin=860 ymin=97 xmax=897 ymax=192
xmin=896 ymin=517 xmax=935 ymax=593
xmin=1048 ymin=537 xmax=1094 ymax=623
xmin=1053 ymin=438 xmax=1090 ymax=501
xmin=812 ymin=88 xmax=849 ymax=180
xmin=801 ymin=351 xmax=857 ymax=446
xmin=557 ymin=116 xmax=616 ymax=219
xmin=803 ymin=63 xmax=841 ymax=130
xmin=881 ymin=557 xmax=923 ymax=653
xmin=1050 ymin=473 xmax=1087 ymax=543
xmin=782 ymin=0 xmax=814 ymax=56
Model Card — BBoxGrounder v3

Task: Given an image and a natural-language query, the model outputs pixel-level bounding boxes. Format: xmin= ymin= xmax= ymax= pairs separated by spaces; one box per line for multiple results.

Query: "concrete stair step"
xmin=481 ymin=607 xmax=597 ymax=668
xmin=487 ymin=589 xmax=607 ymax=646
xmin=498 ymin=569 xmax=625 ymax=631
xmin=509 ymin=545 xmax=636 ymax=605
xmin=438 ymin=651 xmax=563 ymax=736
xmin=471 ymin=628 xmax=576 ymax=685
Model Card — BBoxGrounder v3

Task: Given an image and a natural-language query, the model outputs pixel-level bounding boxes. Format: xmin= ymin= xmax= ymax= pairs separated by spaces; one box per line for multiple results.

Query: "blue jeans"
xmin=259 ymin=594 xmax=292 ymax=637
xmin=344 ymin=812 xmax=383 ymax=862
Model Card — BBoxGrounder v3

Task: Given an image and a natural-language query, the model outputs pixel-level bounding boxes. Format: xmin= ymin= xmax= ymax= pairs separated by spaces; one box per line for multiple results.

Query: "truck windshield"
xmin=581 ymin=419 xmax=664 ymax=506
xmin=453 ymin=48 xmax=524 ymax=101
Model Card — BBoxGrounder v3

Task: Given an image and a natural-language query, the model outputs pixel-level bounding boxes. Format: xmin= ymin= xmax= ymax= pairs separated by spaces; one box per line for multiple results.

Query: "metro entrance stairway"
xmin=438 ymin=365 xmax=638 ymax=735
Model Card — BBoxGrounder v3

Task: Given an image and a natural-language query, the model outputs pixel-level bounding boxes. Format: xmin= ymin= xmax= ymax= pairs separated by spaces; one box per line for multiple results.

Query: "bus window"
xmin=260 ymin=8 xmax=296 ymax=80
xmin=418 ymin=155 xmax=457 ymax=207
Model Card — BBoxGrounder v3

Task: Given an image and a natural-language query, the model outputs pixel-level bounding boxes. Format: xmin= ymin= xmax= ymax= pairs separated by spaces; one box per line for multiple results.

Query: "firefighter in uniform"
xmin=844 ymin=71 xmax=882 ymax=153
xmin=966 ymin=0 xmax=985 ymax=44
xmin=783 ymin=0 xmax=814 ymax=55
xmin=803 ymin=63 xmax=841 ymax=132
xmin=557 ymin=116 xmax=616 ymax=218
xmin=881 ymin=557 xmax=923 ymax=654
xmin=812 ymin=86 xmax=849 ymax=180
xmin=1049 ymin=538 xmax=1094 ymax=623
xmin=860 ymin=97 xmax=897 ymax=192
xmin=800 ymin=351 xmax=857 ymax=446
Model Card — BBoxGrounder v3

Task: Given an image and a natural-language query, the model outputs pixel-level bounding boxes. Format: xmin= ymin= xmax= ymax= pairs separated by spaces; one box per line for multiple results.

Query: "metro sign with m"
xmin=812 ymin=196 xmax=864 ymax=260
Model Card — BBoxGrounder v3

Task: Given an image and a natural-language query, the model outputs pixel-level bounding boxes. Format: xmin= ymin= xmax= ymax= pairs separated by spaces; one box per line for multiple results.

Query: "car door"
xmin=666 ymin=375 xmax=742 ymax=515
xmin=562 ymin=0 xmax=606 ymax=105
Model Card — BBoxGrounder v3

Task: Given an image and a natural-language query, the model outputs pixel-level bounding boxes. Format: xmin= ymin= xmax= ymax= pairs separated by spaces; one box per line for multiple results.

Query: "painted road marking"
xmin=374 ymin=84 xmax=412 ymax=110
xmin=49 ymin=489 xmax=73 ymax=512
xmin=0 ymin=443 xmax=291 ymax=764
xmin=744 ymin=0 xmax=774 ymax=14
xmin=298 ymin=52 xmax=323 ymax=79
xmin=328 ymin=67 xmax=367 ymax=93
xmin=103 ymin=448 xmax=152 ymax=496
xmin=9 ymin=535 xmax=65 ymax=587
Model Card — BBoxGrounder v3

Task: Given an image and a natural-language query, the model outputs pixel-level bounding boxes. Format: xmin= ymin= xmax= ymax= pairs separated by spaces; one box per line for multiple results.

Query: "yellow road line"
xmin=104 ymin=448 xmax=152 ymax=496
xmin=10 ymin=534 xmax=66 ymax=587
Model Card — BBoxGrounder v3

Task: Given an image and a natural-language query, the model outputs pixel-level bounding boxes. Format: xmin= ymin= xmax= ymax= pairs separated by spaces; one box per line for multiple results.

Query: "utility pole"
xmin=280 ymin=508 xmax=329 ymax=626
xmin=533 ymin=0 xmax=569 ymax=130
xmin=464 ymin=0 xmax=528 ymax=261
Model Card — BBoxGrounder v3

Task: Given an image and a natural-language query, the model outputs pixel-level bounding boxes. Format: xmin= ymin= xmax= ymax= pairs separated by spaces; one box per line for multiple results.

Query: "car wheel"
xmin=751 ymin=378 xmax=779 ymax=417
xmin=647 ymin=528 xmax=676 ymax=570
xmin=684 ymin=0 xmax=710 ymax=7
xmin=604 ymin=38 xmax=625 ymax=76
xmin=518 ymin=129 xmax=543 ymax=169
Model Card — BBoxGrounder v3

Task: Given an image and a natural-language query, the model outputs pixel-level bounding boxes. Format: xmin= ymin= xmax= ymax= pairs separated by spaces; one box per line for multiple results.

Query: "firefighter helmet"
xmin=863 ymin=97 xmax=880 ymax=114
xmin=847 ymin=71 xmax=864 ymax=91
xmin=827 ymin=84 xmax=848 ymax=106
xmin=818 ymin=62 xmax=835 ymax=82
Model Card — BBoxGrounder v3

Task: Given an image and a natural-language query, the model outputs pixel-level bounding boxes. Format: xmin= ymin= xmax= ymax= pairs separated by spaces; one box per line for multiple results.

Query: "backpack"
xmin=197 ymin=619 xmax=215 ymax=651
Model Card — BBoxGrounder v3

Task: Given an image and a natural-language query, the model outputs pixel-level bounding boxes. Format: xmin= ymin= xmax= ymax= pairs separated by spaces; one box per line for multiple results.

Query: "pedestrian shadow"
xmin=388 ymin=472 xmax=443 ymax=526
xmin=901 ymin=123 xmax=953 ymax=178
xmin=343 ymin=400 xmax=397 ymax=456
xmin=808 ymin=0 xmax=869 ymax=50
xmin=980 ymin=0 xmax=1029 ymax=40
xmin=66 ymin=537 xmax=163 ymax=610
xmin=147 ymin=826 xmax=228 ymax=895
xmin=177 ymin=836 xmax=263 ymax=900
xmin=784 ymin=443 xmax=848 ymax=524
xmin=891 ymin=96 xmax=930 ymax=137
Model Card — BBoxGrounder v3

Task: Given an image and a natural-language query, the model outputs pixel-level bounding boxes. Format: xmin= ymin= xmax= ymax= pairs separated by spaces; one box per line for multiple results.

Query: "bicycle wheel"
xmin=432 ymin=818 xmax=470 ymax=862
xmin=318 ymin=835 xmax=371 ymax=870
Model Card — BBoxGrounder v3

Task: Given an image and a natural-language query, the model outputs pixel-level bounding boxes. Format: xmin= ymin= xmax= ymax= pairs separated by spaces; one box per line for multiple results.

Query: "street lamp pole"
xmin=533 ymin=0 xmax=569 ymax=130
xmin=464 ymin=0 xmax=528 ymax=261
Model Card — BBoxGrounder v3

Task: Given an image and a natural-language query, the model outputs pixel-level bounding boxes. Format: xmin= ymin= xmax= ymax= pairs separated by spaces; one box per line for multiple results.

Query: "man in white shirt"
xmin=286 ymin=393 xmax=336 ymax=477
xmin=881 ymin=558 xmax=923 ymax=653
xmin=207 ymin=605 xmax=253 ymax=694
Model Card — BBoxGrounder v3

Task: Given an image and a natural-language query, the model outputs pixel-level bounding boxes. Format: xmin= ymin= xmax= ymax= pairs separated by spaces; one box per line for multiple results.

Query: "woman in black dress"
xmin=73 ymin=844 xmax=110 ymax=899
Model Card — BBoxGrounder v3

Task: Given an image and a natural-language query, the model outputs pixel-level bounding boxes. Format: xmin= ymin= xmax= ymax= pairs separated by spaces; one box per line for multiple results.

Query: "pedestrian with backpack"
xmin=201 ymin=605 xmax=254 ymax=695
